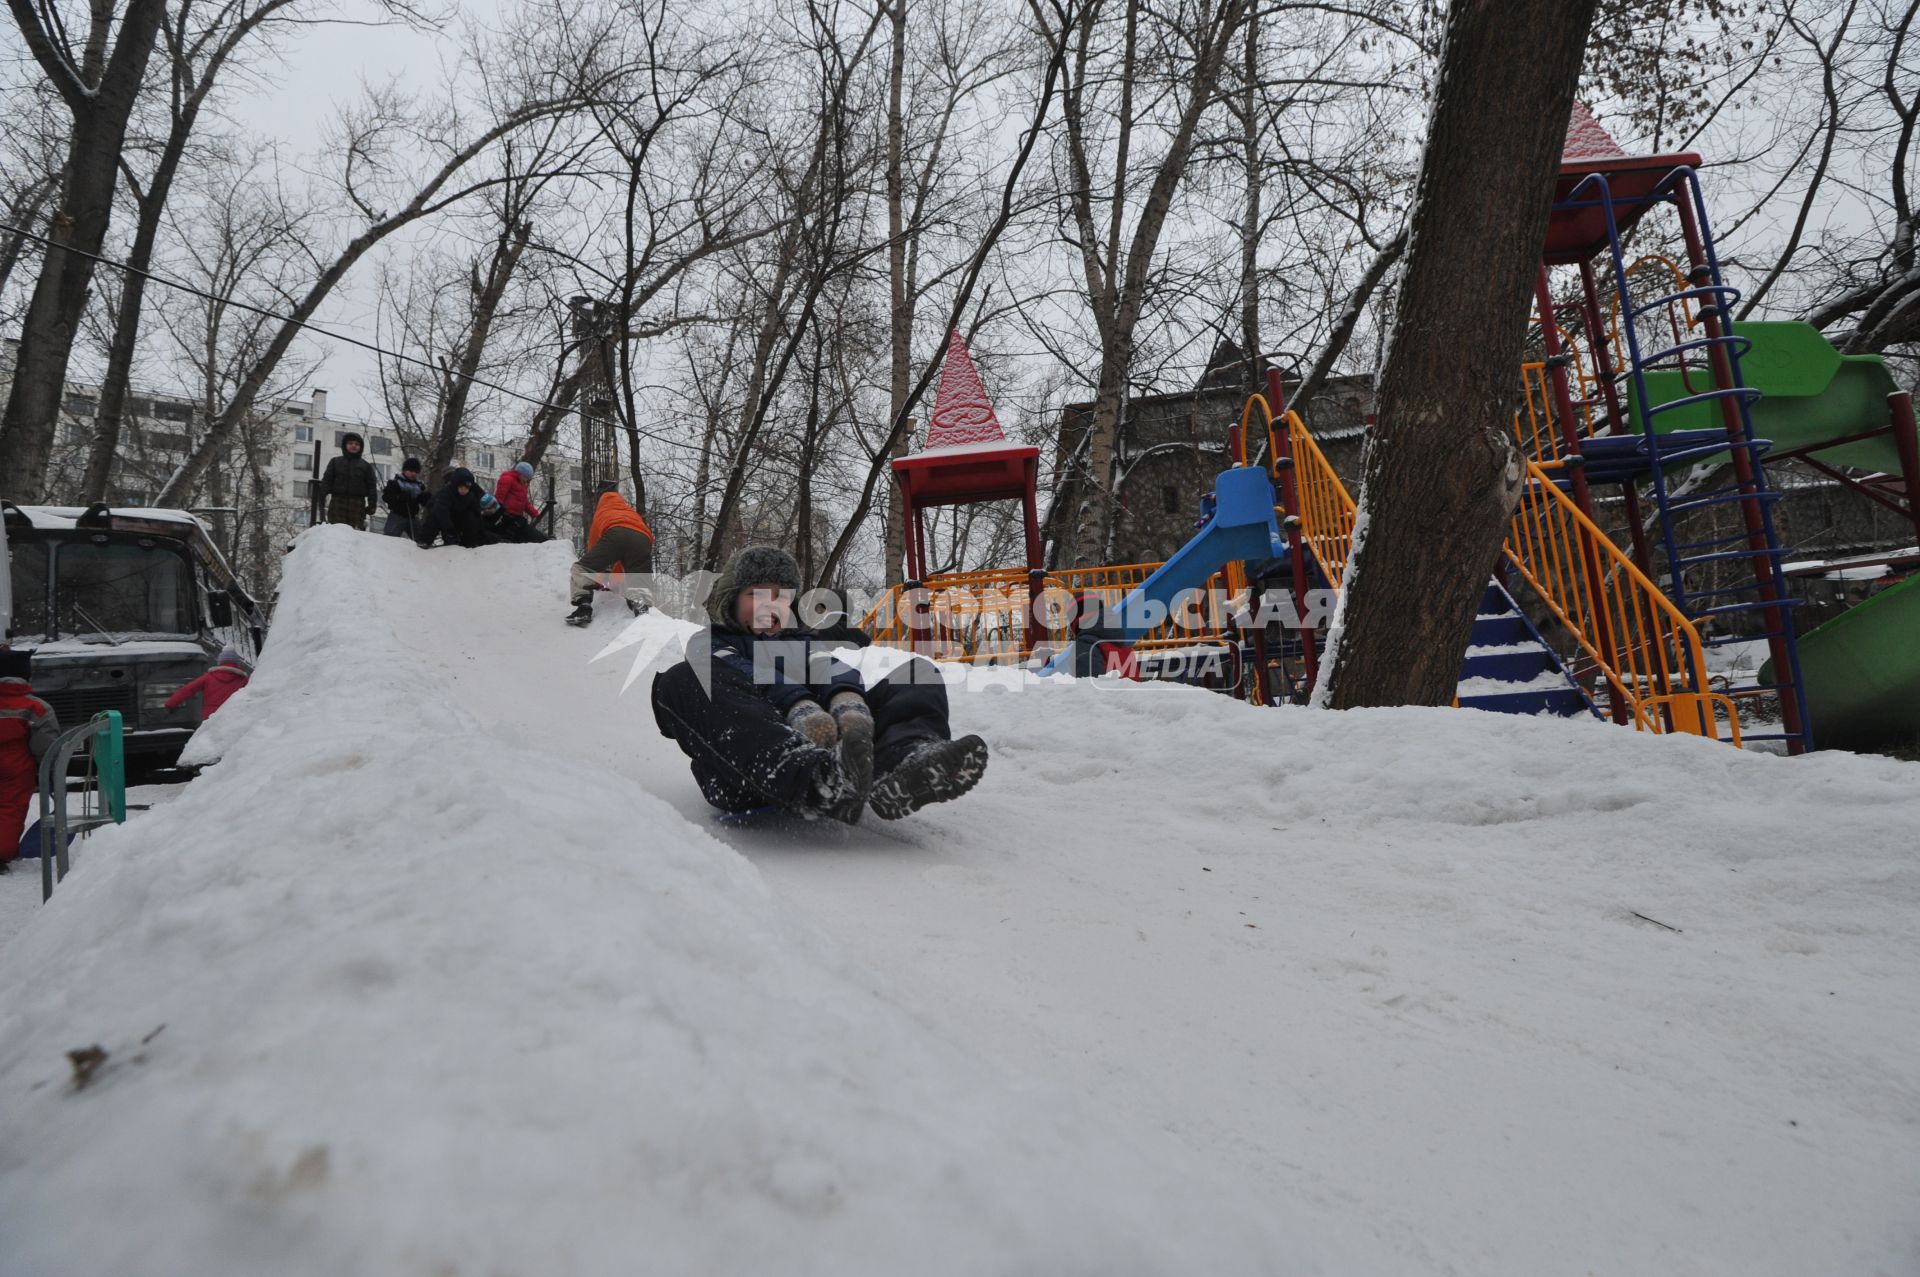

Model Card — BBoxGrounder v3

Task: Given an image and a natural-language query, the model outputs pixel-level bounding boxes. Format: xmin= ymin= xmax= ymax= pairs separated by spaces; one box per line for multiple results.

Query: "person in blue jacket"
xmin=651 ymin=546 xmax=987 ymax=823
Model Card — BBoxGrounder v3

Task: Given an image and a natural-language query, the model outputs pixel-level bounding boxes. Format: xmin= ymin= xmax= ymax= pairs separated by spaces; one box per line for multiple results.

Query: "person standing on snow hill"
xmin=650 ymin=545 xmax=988 ymax=824
xmin=0 ymin=648 xmax=60 ymax=868
xmin=163 ymin=647 xmax=250 ymax=722
xmin=381 ymin=457 xmax=431 ymax=538
xmin=320 ymin=431 xmax=379 ymax=530
xmin=566 ymin=483 xmax=655 ymax=625
xmin=416 ymin=467 xmax=497 ymax=548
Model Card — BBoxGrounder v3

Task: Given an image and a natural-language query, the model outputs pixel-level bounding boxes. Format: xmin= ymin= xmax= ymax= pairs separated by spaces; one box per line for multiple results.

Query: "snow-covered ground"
xmin=2 ymin=527 xmax=1916 ymax=1275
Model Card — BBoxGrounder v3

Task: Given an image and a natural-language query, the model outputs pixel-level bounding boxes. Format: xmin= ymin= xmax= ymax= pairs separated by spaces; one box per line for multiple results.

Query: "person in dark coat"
xmin=415 ymin=467 xmax=497 ymax=548
xmin=651 ymin=545 xmax=988 ymax=824
xmin=320 ymin=431 xmax=379 ymax=530
xmin=480 ymin=492 xmax=547 ymax=544
xmin=381 ymin=457 xmax=431 ymax=538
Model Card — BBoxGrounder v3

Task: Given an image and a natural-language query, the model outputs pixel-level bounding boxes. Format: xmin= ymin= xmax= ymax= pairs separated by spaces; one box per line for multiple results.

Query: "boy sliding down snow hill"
xmin=651 ymin=546 xmax=988 ymax=823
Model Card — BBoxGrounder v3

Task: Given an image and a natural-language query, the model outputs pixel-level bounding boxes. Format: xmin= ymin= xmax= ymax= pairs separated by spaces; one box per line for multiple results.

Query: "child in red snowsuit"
xmin=0 ymin=648 xmax=60 ymax=865
xmin=164 ymin=646 xmax=251 ymax=721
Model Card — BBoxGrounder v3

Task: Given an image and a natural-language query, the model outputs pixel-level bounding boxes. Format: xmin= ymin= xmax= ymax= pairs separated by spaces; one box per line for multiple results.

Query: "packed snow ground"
xmin=3 ymin=528 xmax=1917 ymax=1275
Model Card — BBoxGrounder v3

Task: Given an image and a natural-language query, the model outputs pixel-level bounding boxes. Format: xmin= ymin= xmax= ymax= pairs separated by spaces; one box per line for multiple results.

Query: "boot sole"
xmin=870 ymin=735 xmax=988 ymax=820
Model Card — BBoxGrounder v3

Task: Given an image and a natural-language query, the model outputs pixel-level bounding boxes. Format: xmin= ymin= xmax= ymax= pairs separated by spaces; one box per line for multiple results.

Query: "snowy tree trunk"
xmin=1318 ymin=0 xmax=1599 ymax=710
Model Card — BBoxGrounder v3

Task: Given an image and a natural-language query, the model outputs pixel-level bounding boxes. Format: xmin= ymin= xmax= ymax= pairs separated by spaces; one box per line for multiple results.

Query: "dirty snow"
xmin=2 ymin=527 xmax=1917 ymax=1276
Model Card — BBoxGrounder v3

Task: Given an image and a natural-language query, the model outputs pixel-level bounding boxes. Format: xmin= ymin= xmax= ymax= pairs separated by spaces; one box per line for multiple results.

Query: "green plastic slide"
xmin=1764 ymin=575 xmax=1920 ymax=752
xmin=1628 ymin=321 xmax=1910 ymax=474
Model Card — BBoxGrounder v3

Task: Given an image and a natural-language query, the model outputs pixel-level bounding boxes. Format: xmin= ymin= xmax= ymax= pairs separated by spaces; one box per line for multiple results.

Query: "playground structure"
xmin=863 ymin=107 xmax=1918 ymax=753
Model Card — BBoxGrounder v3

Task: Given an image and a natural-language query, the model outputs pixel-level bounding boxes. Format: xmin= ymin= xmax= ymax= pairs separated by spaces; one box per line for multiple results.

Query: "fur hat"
xmin=708 ymin=545 xmax=801 ymax=629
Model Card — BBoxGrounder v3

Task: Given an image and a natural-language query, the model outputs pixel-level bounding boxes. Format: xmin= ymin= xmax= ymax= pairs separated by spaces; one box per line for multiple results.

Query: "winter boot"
xmin=565 ymin=591 xmax=595 ymax=627
xmin=806 ymin=752 xmax=866 ymax=825
xmin=868 ymin=734 xmax=989 ymax=820
xmin=625 ymin=586 xmax=654 ymax=616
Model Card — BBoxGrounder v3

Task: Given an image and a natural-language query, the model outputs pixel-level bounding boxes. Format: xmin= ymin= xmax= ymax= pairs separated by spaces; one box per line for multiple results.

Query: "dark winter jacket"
xmin=690 ymin=628 xmax=864 ymax=716
xmin=382 ymin=473 xmax=430 ymax=516
xmin=320 ymin=433 xmax=379 ymax=502
xmin=420 ymin=468 xmax=494 ymax=547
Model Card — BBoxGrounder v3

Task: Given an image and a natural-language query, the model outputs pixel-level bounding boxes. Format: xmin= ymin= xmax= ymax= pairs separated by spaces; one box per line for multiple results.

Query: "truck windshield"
xmin=55 ymin=541 xmax=197 ymax=638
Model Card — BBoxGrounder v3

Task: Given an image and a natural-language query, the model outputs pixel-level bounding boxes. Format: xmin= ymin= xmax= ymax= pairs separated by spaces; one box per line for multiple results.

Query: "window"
xmin=292 ymin=453 xmax=313 ymax=472
xmin=371 ymin=435 xmax=392 ymax=455
xmin=55 ymin=542 xmax=196 ymax=637
xmin=569 ymin=465 xmax=581 ymax=481
xmin=373 ymin=463 xmax=390 ymax=482
xmin=6 ymin=542 xmax=50 ymax=642
xmin=287 ymin=407 xmax=305 ymax=418
xmin=335 ymin=430 xmax=351 ymax=447
xmin=153 ymin=401 xmax=192 ymax=423
xmin=150 ymin=432 xmax=188 ymax=452
xmin=294 ymin=425 xmax=313 ymax=443
xmin=479 ymin=450 xmax=496 ymax=470
xmin=1162 ymin=486 xmax=1182 ymax=515
xmin=289 ymin=479 xmax=307 ymax=498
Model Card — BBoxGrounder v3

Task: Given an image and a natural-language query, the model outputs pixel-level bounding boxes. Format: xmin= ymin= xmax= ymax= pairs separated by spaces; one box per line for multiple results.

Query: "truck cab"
xmin=2 ymin=502 xmax=267 ymax=769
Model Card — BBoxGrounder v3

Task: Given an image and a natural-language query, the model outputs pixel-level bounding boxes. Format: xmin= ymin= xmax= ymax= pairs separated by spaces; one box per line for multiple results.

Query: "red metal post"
xmin=1537 ymin=266 xmax=1629 ymax=721
xmin=1889 ymin=391 xmax=1920 ymax=545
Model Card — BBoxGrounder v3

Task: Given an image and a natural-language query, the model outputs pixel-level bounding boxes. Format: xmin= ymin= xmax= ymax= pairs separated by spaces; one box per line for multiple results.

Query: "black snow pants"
xmin=651 ymin=655 xmax=952 ymax=813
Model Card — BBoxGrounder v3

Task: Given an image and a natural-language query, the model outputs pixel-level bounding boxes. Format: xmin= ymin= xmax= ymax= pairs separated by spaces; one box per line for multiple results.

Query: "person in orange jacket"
xmin=567 ymin=483 xmax=656 ymax=626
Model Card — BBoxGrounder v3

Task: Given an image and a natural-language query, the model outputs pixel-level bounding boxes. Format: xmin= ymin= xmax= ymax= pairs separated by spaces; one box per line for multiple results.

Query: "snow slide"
xmin=4 ymin=526 xmax=1919 ymax=1275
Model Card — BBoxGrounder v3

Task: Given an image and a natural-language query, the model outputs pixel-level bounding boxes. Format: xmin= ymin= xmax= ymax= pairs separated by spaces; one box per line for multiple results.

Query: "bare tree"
xmin=1051 ymin=0 xmax=1249 ymax=565
xmin=1318 ymin=0 xmax=1600 ymax=709
xmin=0 ymin=0 xmax=167 ymax=500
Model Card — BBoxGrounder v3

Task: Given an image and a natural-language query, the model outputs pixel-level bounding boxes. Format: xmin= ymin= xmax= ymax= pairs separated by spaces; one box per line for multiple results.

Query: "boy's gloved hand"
xmin=828 ymin=690 xmax=874 ymax=794
xmin=786 ymin=699 xmax=839 ymax=748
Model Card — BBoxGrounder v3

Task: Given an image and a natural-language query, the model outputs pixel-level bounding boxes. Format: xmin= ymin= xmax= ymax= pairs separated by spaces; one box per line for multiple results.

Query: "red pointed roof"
xmin=1562 ymin=102 xmax=1626 ymax=164
xmin=925 ymin=330 xmax=1008 ymax=450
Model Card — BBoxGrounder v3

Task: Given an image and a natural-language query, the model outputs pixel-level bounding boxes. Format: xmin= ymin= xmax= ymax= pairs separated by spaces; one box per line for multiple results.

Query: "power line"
xmin=0 ymin=221 xmax=708 ymax=456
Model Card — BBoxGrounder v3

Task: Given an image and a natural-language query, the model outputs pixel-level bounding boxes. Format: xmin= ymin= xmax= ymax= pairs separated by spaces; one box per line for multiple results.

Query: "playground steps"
xmin=1454 ymin=583 xmax=1595 ymax=719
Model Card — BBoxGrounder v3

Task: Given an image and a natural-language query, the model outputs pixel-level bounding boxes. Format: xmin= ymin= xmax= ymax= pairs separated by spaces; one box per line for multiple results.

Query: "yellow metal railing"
xmin=1280 ymin=410 xmax=1739 ymax=743
xmin=1283 ymin=409 xmax=1358 ymax=589
xmin=1506 ymin=459 xmax=1738 ymax=741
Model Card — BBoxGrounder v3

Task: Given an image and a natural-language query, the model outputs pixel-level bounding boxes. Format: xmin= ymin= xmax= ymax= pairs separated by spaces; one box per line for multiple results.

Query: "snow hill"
xmin=2 ymin=527 xmax=1917 ymax=1275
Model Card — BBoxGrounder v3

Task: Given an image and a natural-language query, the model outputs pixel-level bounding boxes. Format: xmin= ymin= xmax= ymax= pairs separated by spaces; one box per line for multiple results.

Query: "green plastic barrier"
xmin=93 ymin=709 xmax=127 ymax=824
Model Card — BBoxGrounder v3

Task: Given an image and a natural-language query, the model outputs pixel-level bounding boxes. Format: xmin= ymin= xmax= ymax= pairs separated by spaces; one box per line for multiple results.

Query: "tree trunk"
xmin=1318 ymin=0 xmax=1599 ymax=710
xmin=0 ymin=0 xmax=167 ymax=500
xmin=426 ymin=219 xmax=532 ymax=479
